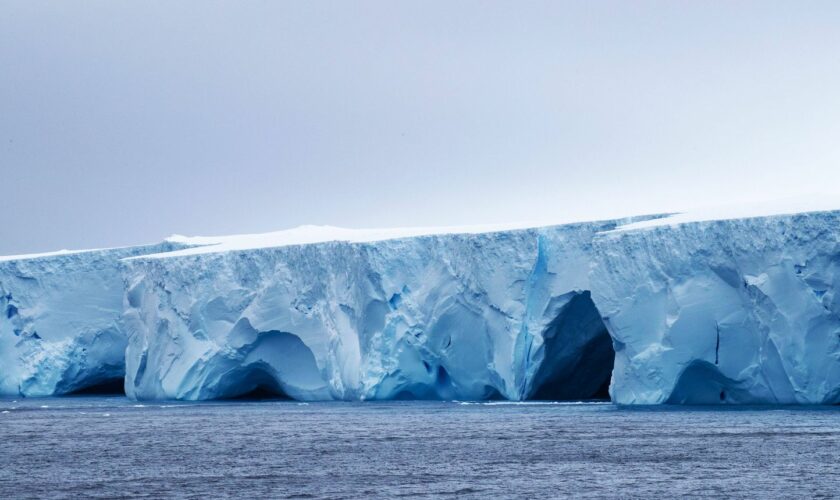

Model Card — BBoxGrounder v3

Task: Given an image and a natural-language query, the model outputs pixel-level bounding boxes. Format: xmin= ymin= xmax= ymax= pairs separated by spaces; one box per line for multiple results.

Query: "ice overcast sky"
xmin=2 ymin=1 xmax=840 ymax=254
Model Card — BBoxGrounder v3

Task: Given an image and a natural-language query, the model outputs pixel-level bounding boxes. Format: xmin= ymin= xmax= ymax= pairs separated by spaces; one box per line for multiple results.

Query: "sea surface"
xmin=0 ymin=398 xmax=838 ymax=499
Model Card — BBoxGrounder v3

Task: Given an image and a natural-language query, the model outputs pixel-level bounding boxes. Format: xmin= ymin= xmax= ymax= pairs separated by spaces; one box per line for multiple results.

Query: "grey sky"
xmin=2 ymin=1 xmax=839 ymax=255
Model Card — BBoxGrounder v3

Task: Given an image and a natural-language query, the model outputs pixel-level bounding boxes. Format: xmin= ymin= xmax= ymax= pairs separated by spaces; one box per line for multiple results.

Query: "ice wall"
xmin=121 ymin=220 xmax=632 ymax=401
xmin=0 ymin=242 xmax=189 ymax=396
xmin=591 ymin=212 xmax=840 ymax=404
xmin=2 ymin=210 xmax=838 ymax=404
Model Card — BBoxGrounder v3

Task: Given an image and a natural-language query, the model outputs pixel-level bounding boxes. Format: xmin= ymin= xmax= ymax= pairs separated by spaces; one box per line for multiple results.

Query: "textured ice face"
xmin=2 ymin=210 xmax=839 ymax=404
xmin=121 ymin=222 xmax=622 ymax=401
xmin=591 ymin=213 xmax=840 ymax=404
xmin=0 ymin=242 xmax=190 ymax=396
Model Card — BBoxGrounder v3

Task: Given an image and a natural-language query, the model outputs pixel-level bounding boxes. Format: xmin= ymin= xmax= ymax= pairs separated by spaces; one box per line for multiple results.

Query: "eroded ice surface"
xmin=2 ymin=205 xmax=839 ymax=403
xmin=0 ymin=242 xmax=190 ymax=396
xmin=122 ymin=220 xmax=625 ymax=401
xmin=593 ymin=212 xmax=840 ymax=404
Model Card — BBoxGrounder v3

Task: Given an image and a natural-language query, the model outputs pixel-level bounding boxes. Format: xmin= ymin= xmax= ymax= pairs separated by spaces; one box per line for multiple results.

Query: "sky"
xmin=2 ymin=1 xmax=840 ymax=255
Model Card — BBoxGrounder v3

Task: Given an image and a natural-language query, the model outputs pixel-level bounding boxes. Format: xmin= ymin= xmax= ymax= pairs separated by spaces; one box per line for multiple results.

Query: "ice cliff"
xmin=593 ymin=213 xmax=840 ymax=404
xmin=2 ymin=208 xmax=839 ymax=404
xmin=0 ymin=243 xmax=189 ymax=396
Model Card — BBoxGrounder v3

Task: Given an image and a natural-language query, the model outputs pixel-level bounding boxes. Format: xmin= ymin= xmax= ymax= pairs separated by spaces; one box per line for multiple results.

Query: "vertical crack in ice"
xmin=515 ymin=235 xmax=550 ymax=399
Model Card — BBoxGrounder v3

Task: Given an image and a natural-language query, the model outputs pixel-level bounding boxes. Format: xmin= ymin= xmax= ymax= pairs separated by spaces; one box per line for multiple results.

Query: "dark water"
xmin=1 ymin=398 xmax=838 ymax=499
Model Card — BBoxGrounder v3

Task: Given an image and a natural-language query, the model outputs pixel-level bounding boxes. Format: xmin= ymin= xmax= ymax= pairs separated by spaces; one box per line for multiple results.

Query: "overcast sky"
xmin=2 ymin=1 xmax=839 ymax=254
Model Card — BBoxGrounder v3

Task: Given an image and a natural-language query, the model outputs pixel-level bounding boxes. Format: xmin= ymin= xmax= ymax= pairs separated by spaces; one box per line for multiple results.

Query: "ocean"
xmin=1 ymin=398 xmax=838 ymax=498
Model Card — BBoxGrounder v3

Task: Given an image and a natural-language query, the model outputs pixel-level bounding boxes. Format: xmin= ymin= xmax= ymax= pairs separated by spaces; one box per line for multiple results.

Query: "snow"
xmin=8 ymin=195 xmax=838 ymax=262
xmin=0 ymin=247 xmax=108 ymax=263
xmin=615 ymin=194 xmax=840 ymax=232
xmin=134 ymin=195 xmax=840 ymax=260
xmin=154 ymin=222 xmax=558 ymax=259
xmin=0 ymin=240 xmax=196 ymax=263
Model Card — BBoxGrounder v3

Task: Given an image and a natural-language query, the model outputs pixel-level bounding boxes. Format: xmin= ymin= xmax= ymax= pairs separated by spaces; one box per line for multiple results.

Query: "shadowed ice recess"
xmin=2 ymin=202 xmax=840 ymax=404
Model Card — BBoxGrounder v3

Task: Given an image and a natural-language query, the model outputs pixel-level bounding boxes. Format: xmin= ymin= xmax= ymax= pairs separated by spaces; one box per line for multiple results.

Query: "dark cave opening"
xmin=591 ymin=373 xmax=612 ymax=401
xmin=228 ymin=385 xmax=291 ymax=401
xmin=666 ymin=361 xmax=743 ymax=404
xmin=219 ymin=365 xmax=292 ymax=401
xmin=66 ymin=377 xmax=126 ymax=396
xmin=526 ymin=291 xmax=615 ymax=401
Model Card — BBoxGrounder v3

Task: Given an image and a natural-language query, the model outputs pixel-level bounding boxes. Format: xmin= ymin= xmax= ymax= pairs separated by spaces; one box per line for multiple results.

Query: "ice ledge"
xmin=137 ymin=196 xmax=840 ymax=260
xmin=136 ymin=215 xmax=672 ymax=261
xmin=612 ymin=195 xmax=840 ymax=232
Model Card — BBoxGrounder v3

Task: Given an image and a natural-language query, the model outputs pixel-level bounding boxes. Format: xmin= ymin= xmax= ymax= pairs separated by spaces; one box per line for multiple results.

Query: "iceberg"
xmin=2 ymin=204 xmax=839 ymax=404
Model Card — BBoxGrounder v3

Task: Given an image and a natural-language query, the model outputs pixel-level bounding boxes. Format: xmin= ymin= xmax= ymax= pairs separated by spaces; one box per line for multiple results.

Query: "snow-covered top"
xmin=151 ymin=222 xmax=548 ymax=259
xmin=0 ymin=248 xmax=95 ymax=263
xmin=0 ymin=240 xmax=184 ymax=263
xmin=0 ymin=244 xmax=153 ymax=263
xmin=136 ymin=195 xmax=840 ymax=259
xmin=4 ymin=195 xmax=839 ymax=262
xmin=613 ymin=195 xmax=840 ymax=232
